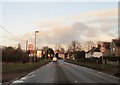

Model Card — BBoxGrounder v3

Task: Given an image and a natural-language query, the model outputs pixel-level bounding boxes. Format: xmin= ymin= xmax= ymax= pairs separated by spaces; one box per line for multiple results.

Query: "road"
xmin=11 ymin=60 xmax=119 ymax=84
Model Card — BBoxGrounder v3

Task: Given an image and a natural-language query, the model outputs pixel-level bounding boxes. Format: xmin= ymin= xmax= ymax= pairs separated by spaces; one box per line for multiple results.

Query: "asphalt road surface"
xmin=11 ymin=60 xmax=119 ymax=84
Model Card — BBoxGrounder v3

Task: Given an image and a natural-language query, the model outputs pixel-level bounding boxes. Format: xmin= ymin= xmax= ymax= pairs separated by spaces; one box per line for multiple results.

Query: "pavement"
xmin=10 ymin=60 xmax=119 ymax=84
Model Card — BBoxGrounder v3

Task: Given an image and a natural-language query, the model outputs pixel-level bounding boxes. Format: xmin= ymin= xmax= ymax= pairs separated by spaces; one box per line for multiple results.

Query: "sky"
xmin=0 ymin=0 xmax=118 ymax=50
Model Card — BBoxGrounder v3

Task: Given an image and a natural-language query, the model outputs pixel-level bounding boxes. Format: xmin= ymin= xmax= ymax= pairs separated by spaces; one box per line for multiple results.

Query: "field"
xmin=2 ymin=59 xmax=51 ymax=82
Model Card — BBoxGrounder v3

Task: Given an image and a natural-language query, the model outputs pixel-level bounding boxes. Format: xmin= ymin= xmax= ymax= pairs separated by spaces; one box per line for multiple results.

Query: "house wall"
xmin=85 ymin=53 xmax=88 ymax=58
xmin=103 ymin=49 xmax=111 ymax=56
xmin=92 ymin=52 xmax=102 ymax=58
xmin=85 ymin=52 xmax=91 ymax=58
xmin=110 ymin=42 xmax=115 ymax=56
xmin=59 ymin=54 xmax=65 ymax=59
xmin=115 ymin=47 xmax=120 ymax=56
xmin=111 ymin=47 xmax=120 ymax=57
xmin=111 ymin=48 xmax=115 ymax=56
xmin=86 ymin=52 xmax=102 ymax=58
xmin=110 ymin=39 xmax=120 ymax=57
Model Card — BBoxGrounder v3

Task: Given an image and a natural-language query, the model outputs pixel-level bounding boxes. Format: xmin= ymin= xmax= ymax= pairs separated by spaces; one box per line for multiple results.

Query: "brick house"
xmin=85 ymin=42 xmax=111 ymax=58
xmin=102 ymin=42 xmax=111 ymax=57
xmin=110 ymin=38 xmax=120 ymax=57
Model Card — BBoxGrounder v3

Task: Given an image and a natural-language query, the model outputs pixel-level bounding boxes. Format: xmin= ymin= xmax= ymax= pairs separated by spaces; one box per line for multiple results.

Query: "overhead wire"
xmin=0 ymin=25 xmax=17 ymax=39
xmin=0 ymin=25 xmax=26 ymax=43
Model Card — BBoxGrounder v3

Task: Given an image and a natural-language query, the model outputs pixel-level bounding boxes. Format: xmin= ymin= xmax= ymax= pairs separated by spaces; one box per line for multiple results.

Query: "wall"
xmin=103 ymin=49 xmax=111 ymax=57
xmin=115 ymin=47 xmax=120 ymax=56
xmin=92 ymin=52 xmax=102 ymax=58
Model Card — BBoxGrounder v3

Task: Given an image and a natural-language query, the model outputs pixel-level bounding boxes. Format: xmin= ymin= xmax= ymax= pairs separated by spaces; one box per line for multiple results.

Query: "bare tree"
xmin=60 ymin=48 xmax=65 ymax=53
xmin=67 ymin=41 xmax=81 ymax=60
xmin=69 ymin=41 xmax=81 ymax=51
xmin=85 ymin=41 xmax=96 ymax=51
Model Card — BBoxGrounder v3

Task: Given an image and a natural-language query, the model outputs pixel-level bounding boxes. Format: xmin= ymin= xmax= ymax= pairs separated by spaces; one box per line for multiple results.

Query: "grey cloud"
xmin=87 ymin=18 xmax=117 ymax=24
xmin=35 ymin=22 xmax=90 ymax=45
xmin=82 ymin=28 xmax=99 ymax=38
xmin=37 ymin=22 xmax=101 ymax=45
xmin=72 ymin=22 xmax=89 ymax=31
xmin=20 ymin=20 xmax=117 ymax=49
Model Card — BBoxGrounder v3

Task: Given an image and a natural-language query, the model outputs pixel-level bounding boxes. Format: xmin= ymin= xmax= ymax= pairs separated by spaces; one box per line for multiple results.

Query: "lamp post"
xmin=26 ymin=40 xmax=28 ymax=52
xmin=34 ymin=31 xmax=39 ymax=62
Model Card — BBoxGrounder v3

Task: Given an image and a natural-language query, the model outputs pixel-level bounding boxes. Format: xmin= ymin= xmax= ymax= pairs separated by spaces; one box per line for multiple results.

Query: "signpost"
xmin=28 ymin=44 xmax=33 ymax=51
xmin=28 ymin=44 xmax=34 ymax=63
xmin=28 ymin=44 xmax=34 ymax=72
xmin=100 ymin=46 xmax=105 ymax=69
xmin=100 ymin=47 xmax=105 ymax=53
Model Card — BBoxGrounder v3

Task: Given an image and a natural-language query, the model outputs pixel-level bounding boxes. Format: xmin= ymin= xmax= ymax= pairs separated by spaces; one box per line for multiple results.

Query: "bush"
xmin=2 ymin=46 xmax=29 ymax=63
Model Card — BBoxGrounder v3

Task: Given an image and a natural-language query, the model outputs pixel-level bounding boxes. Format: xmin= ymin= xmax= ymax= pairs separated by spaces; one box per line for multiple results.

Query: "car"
xmin=52 ymin=57 xmax=57 ymax=62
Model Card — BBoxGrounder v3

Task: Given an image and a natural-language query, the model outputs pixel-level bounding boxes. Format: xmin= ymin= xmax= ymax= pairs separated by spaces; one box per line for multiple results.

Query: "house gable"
xmin=111 ymin=38 xmax=120 ymax=56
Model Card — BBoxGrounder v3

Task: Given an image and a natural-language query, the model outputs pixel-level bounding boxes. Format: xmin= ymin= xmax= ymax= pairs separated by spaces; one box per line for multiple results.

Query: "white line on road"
xmin=74 ymin=80 xmax=78 ymax=83
xmin=12 ymin=80 xmax=24 ymax=83
xmin=20 ymin=77 xmax=27 ymax=80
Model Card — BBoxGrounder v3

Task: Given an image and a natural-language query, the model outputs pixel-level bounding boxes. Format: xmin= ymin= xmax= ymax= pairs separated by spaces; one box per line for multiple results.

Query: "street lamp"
xmin=34 ymin=31 xmax=39 ymax=62
xmin=26 ymin=40 xmax=28 ymax=52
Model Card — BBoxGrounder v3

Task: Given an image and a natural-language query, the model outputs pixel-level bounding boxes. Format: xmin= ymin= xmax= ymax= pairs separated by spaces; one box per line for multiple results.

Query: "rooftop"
xmin=112 ymin=38 xmax=120 ymax=47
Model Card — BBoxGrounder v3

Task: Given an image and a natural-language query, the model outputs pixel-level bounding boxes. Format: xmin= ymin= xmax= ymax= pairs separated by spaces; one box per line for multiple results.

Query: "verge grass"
xmin=2 ymin=59 xmax=51 ymax=82
xmin=65 ymin=59 xmax=119 ymax=78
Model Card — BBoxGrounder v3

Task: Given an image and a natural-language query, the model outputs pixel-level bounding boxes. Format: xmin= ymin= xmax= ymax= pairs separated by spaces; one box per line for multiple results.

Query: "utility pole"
xmin=100 ymin=45 xmax=105 ymax=69
xmin=26 ymin=41 xmax=28 ymax=52
xmin=34 ymin=31 xmax=39 ymax=62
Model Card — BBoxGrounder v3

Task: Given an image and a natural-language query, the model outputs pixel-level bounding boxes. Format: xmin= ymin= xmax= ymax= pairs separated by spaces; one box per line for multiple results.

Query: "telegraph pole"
xmin=100 ymin=46 xmax=105 ymax=69
xmin=34 ymin=31 xmax=39 ymax=62
xmin=26 ymin=41 xmax=28 ymax=52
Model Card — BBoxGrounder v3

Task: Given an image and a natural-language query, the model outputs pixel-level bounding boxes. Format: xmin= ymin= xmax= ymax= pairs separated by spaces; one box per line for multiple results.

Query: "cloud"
xmin=67 ymin=8 xmax=118 ymax=23
xmin=83 ymin=8 xmax=117 ymax=18
xmin=83 ymin=28 xmax=99 ymax=38
xmin=19 ymin=8 xmax=118 ymax=49
xmin=21 ymin=22 xmax=101 ymax=47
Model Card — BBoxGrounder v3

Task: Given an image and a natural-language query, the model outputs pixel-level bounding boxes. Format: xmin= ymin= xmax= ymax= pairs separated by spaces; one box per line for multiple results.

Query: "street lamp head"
xmin=35 ymin=31 xmax=39 ymax=33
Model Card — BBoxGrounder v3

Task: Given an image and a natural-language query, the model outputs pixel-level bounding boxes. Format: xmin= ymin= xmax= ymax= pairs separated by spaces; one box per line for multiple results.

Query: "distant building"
xmin=55 ymin=49 xmax=65 ymax=59
xmin=86 ymin=39 xmax=120 ymax=58
xmin=85 ymin=46 xmax=102 ymax=58
xmin=18 ymin=43 xmax=21 ymax=49
xmin=37 ymin=50 xmax=42 ymax=58
xmin=110 ymin=38 xmax=120 ymax=57
xmin=102 ymin=42 xmax=111 ymax=57
xmin=85 ymin=41 xmax=111 ymax=58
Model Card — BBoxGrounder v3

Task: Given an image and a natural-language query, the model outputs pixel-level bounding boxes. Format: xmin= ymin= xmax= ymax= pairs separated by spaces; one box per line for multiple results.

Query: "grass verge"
xmin=2 ymin=59 xmax=51 ymax=82
xmin=65 ymin=59 xmax=120 ymax=78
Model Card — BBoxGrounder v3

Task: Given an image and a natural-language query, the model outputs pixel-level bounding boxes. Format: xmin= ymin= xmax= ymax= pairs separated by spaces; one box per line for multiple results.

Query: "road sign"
xmin=28 ymin=44 xmax=33 ymax=50
xmin=100 ymin=47 xmax=105 ymax=53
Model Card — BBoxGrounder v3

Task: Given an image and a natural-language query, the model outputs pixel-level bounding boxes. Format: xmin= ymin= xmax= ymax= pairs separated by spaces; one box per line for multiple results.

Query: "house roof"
xmin=56 ymin=50 xmax=65 ymax=54
xmin=112 ymin=39 xmax=120 ymax=47
xmin=92 ymin=47 xmax=100 ymax=52
xmin=86 ymin=47 xmax=100 ymax=53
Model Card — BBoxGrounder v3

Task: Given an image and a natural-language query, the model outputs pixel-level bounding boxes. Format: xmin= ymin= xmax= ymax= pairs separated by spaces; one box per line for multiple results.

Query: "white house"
xmin=85 ymin=47 xmax=102 ymax=58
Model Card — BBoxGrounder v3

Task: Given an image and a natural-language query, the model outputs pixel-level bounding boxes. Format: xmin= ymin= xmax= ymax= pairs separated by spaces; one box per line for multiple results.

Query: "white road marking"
xmin=27 ymin=74 xmax=35 ymax=78
xmin=20 ymin=77 xmax=27 ymax=80
xmin=12 ymin=74 xmax=35 ymax=84
xmin=74 ymin=80 xmax=78 ymax=83
xmin=36 ymin=70 xmax=39 ymax=71
xmin=13 ymin=80 xmax=24 ymax=83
